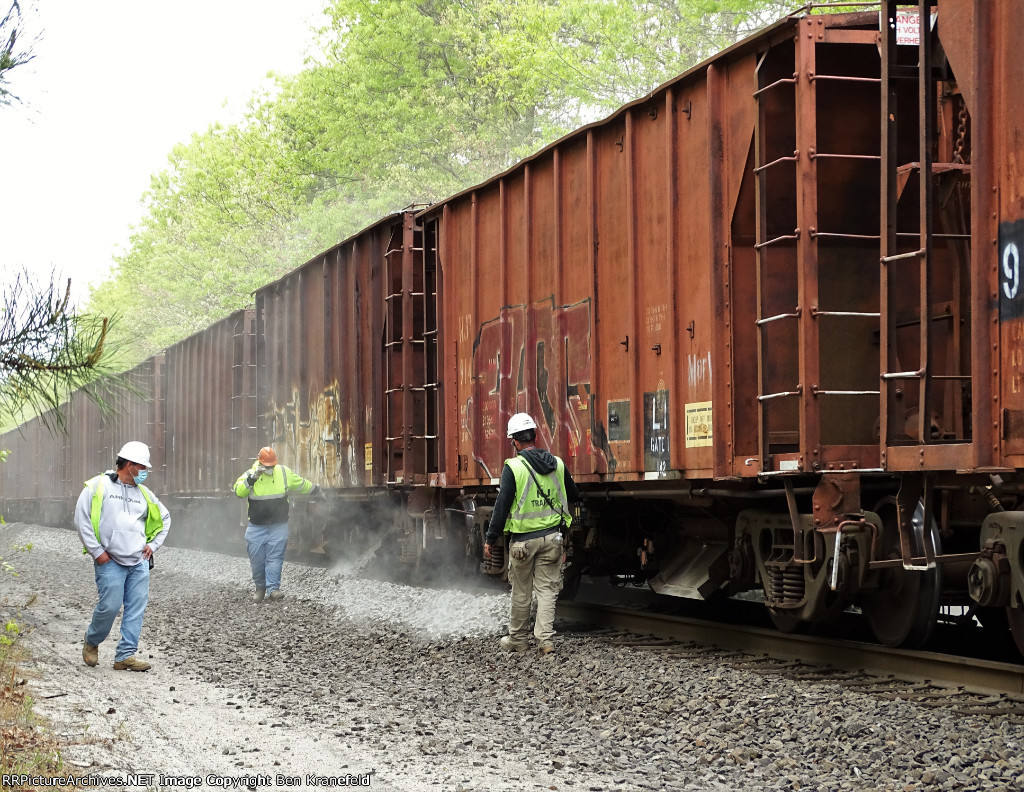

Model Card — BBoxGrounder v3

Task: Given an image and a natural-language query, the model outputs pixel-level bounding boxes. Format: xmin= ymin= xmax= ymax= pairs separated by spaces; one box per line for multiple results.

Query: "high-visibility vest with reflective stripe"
xmin=86 ymin=474 xmax=164 ymax=546
xmin=237 ymin=464 xmax=313 ymax=500
xmin=504 ymin=455 xmax=572 ymax=534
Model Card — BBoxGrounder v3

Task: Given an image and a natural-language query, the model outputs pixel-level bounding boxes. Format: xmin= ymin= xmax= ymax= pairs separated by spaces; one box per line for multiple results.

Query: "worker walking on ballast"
xmin=233 ymin=447 xmax=321 ymax=603
xmin=76 ymin=441 xmax=170 ymax=672
xmin=483 ymin=413 xmax=579 ymax=654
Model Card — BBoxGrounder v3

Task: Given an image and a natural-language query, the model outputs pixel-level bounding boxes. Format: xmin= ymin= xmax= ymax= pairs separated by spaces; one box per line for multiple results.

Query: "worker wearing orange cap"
xmin=233 ymin=446 xmax=320 ymax=602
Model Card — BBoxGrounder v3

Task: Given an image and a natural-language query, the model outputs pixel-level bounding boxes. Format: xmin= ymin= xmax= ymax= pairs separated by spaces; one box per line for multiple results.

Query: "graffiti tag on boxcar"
xmin=268 ymin=382 xmax=361 ymax=487
xmin=688 ymin=352 xmax=713 ymax=391
xmin=464 ymin=296 xmax=610 ymax=475
xmin=267 ymin=393 xmax=299 ymax=466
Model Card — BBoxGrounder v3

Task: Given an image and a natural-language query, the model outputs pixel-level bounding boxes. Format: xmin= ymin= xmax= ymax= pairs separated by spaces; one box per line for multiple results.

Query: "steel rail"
xmin=556 ymin=601 xmax=1024 ymax=695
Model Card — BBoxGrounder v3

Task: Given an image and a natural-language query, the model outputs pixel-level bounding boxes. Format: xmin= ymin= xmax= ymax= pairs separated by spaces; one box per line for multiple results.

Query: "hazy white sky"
xmin=1 ymin=0 xmax=326 ymax=304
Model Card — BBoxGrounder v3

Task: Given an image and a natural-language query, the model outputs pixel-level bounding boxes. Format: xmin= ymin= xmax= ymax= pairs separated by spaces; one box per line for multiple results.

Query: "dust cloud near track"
xmin=2 ymin=523 xmax=1023 ymax=792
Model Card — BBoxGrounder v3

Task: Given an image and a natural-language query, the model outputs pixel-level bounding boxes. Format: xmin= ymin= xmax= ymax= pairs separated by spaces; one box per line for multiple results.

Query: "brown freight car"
xmin=252 ymin=212 xmax=428 ymax=562
xmin=409 ymin=2 xmax=1024 ymax=652
xmin=159 ymin=309 xmax=257 ymax=553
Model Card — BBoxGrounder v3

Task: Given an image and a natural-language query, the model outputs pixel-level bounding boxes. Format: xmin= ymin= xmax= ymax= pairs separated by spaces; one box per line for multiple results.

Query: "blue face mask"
xmin=133 ymin=469 xmax=149 ymax=485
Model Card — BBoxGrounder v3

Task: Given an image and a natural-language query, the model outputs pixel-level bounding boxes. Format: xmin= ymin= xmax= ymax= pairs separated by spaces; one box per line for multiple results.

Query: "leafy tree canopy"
xmin=88 ymin=0 xmax=791 ymax=365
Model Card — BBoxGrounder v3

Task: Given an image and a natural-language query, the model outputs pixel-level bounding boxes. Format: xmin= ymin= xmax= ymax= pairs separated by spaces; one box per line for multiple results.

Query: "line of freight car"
xmin=4 ymin=2 xmax=1024 ymax=659
xmin=403 ymin=3 xmax=1024 ymax=658
xmin=243 ymin=2 xmax=1024 ymax=658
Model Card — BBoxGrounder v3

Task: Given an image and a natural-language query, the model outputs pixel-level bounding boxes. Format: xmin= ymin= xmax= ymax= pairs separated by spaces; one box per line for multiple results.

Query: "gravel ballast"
xmin=2 ymin=522 xmax=1023 ymax=792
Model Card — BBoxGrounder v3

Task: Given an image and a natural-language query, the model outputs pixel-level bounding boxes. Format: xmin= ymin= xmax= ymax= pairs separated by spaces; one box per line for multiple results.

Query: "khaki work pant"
xmin=507 ymin=532 xmax=563 ymax=646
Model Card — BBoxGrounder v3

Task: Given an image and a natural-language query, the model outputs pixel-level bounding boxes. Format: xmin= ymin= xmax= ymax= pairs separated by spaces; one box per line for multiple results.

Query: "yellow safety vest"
xmin=85 ymin=474 xmax=164 ymax=551
xmin=504 ymin=456 xmax=572 ymax=535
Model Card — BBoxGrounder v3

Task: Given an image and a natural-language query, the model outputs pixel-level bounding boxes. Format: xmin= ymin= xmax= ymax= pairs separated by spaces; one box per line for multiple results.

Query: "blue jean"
xmin=85 ymin=558 xmax=150 ymax=662
xmin=245 ymin=521 xmax=289 ymax=592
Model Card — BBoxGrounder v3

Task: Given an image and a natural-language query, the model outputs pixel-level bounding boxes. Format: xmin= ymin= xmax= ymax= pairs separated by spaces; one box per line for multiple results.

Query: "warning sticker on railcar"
xmin=685 ymin=401 xmax=713 ymax=448
xmin=895 ymin=10 xmax=936 ymax=46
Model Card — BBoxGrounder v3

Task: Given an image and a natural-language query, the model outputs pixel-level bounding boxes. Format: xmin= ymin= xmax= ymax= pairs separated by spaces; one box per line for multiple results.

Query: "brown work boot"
xmin=267 ymin=590 xmax=284 ymax=601
xmin=113 ymin=656 xmax=152 ymax=672
xmin=253 ymin=588 xmax=265 ymax=603
xmin=82 ymin=642 xmax=98 ymax=667
xmin=499 ymin=635 xmax=527 ymax=652
xmin=538 ymin=642 xmax=555 ymax=655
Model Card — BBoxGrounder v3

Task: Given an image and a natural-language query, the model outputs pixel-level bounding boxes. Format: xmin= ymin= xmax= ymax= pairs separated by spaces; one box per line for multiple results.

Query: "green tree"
xmin=1 ymin=3 xmax=125 ymax=432
xmin=89 ymin=0 xmax=792 ymax=364
xmin=0 ymin=270 xmax=125 ymax=431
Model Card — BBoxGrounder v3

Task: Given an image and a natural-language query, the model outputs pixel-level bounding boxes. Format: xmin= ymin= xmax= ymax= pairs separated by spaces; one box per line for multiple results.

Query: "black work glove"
xmin=311 ymin=485 xmax=326 ymax=501
xmin=245 ymin=471 xmax=258 ymax=487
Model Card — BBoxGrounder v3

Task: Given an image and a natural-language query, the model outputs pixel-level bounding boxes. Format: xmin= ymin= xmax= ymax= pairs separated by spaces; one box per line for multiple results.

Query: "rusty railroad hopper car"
xmin=0 ymin=356 xmax=163 ymax=527
xmin=159 ymin=309 xmax=258 ymax=553
xmin=402 ymin=1 xmax=1024 ymax=653
xmin=0 ymin=311 xmax=256 ymax=550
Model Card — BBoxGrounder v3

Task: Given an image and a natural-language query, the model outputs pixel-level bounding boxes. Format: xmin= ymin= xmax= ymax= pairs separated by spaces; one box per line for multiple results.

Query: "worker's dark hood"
xmin=517 ymin=448 xmax=557 ymax=474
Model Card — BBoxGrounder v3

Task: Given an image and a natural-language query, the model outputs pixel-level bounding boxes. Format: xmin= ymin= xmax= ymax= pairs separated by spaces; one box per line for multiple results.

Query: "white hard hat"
xmin=507 ymin=413 xmax=538 ymax=437
xmin=117 ymin=441 xmax=151 ymax=467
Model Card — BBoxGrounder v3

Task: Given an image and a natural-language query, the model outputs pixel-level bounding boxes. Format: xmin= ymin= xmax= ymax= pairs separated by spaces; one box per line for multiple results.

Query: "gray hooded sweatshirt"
xmin=75 ymin=471 xmax=171 ymax=566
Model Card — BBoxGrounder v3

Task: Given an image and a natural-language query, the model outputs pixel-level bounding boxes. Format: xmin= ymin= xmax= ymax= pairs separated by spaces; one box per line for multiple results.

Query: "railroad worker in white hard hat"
xmin=233 ymin=446 xmax=321 ymax=603
xmin=75 ymin=441 xmax=170 ymax=672
xmin=483 ymin=412 xmax=579 ymax=654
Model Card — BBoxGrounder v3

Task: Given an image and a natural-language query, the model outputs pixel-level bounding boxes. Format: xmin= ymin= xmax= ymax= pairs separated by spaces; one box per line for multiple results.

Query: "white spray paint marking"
xmin=688 ymin=351 xmax=712 ymax=390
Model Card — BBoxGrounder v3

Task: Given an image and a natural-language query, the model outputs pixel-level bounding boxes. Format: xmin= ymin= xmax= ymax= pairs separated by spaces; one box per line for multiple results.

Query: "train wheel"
xmin=768 ymin=608 xmax=805 ymax=634
xmin=1007 ymin=608 xmax=1024 ymax=656
xmin=861 ymin=497 xmax=941 ymax=648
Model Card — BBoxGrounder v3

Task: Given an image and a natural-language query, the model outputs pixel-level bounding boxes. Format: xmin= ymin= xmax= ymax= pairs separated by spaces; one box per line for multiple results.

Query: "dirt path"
xmin=1 ymin=523 xmax=501 ymax=791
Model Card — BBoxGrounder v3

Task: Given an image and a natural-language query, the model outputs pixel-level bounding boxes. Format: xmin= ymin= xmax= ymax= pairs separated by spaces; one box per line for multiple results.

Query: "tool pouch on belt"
xmin=509 ymin=543 xmax=529 ymax=561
